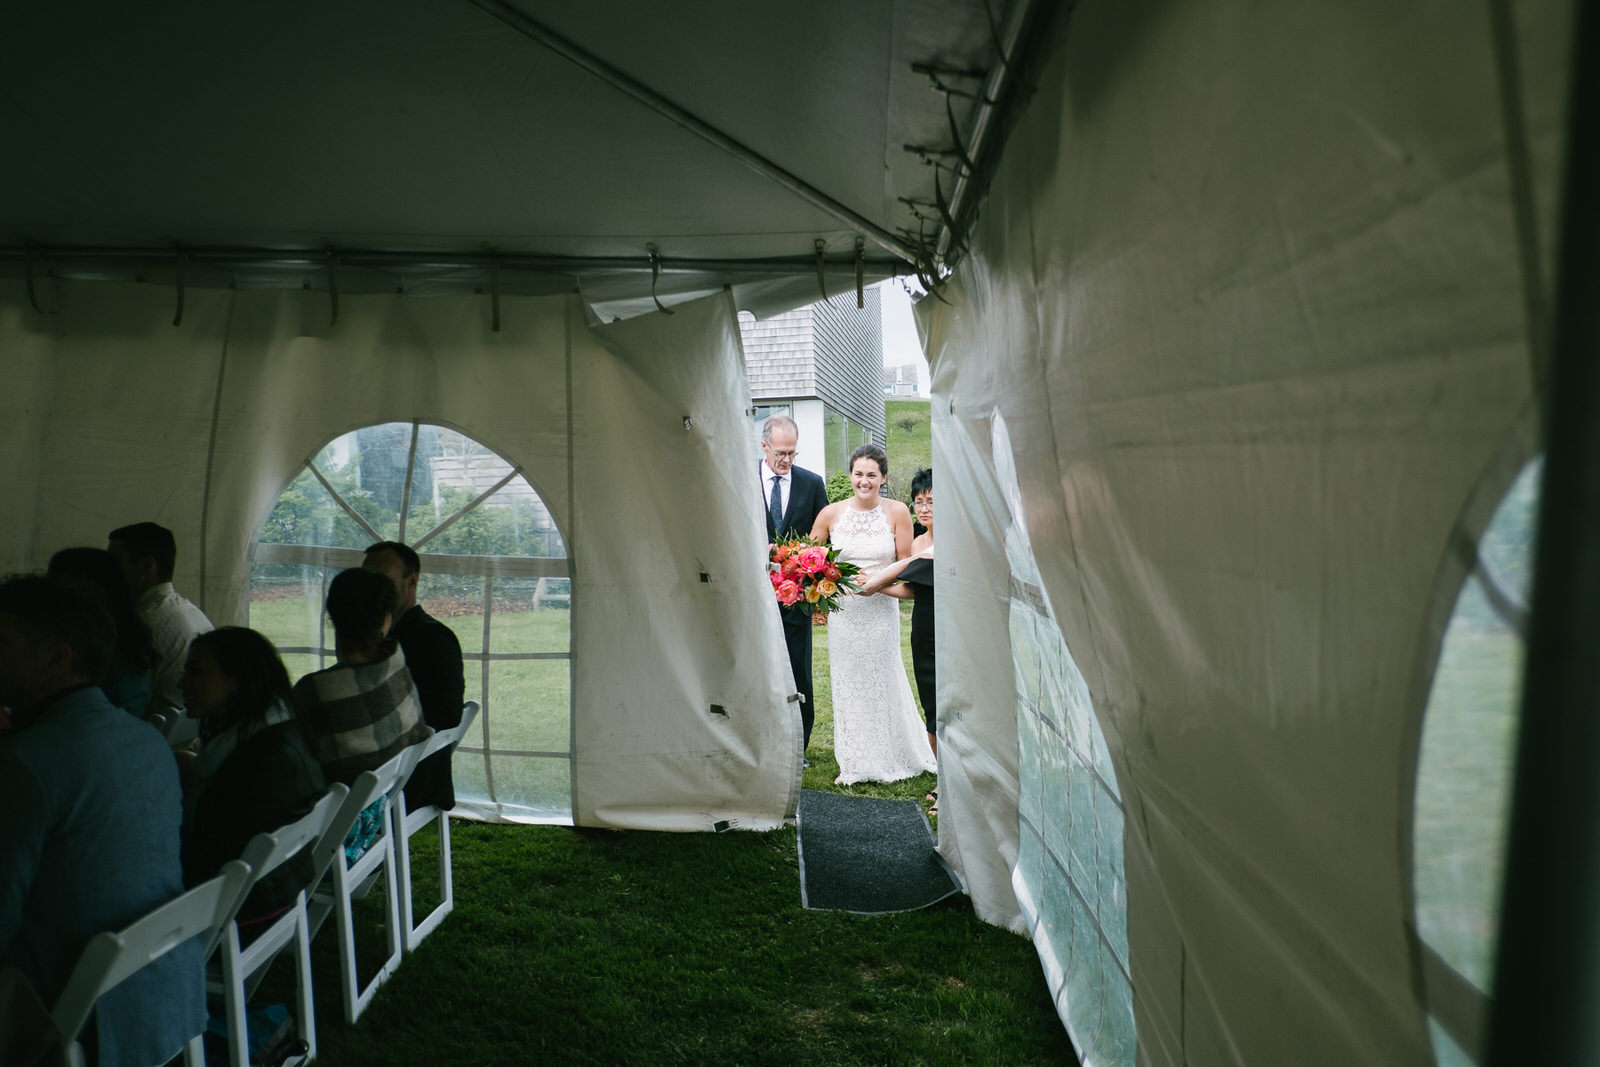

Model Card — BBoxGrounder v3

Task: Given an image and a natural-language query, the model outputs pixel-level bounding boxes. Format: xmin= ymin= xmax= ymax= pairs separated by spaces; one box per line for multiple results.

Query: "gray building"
xmin=740 ymin=285 xmax=885 ymax=478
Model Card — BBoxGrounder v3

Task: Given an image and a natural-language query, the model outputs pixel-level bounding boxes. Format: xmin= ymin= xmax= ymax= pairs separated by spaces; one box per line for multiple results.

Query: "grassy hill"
xmin=882 ymin=396 xmax=932 ymax=504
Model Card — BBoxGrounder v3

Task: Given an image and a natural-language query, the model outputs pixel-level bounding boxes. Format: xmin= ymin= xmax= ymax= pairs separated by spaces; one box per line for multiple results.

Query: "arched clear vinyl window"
xmin=249 ymin=421 xmax=572 ymax=822
xmin=1412 ymin=452 xmax=1540 ymax=1065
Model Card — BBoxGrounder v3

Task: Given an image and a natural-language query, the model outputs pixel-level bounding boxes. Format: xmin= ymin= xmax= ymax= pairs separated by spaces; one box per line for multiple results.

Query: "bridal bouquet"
xmin=768 ymin=535 xmax=861 ymax=613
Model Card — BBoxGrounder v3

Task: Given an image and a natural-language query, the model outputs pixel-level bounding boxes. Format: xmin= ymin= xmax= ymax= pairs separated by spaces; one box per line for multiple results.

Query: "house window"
xmin=249 ymin=421 xmax=572 ymax=822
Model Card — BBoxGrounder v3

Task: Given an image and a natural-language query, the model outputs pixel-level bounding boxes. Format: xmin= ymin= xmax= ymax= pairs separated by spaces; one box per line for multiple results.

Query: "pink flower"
xmin=776 ymin=579 xmax=802 ymax=606
xmin=798 ymin=546 xmax=829 ymax=574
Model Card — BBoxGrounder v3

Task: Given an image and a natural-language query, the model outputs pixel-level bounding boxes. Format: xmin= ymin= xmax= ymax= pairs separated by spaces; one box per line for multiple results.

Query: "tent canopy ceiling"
xmin=3 ymin=0 xmax=1030 ymax=316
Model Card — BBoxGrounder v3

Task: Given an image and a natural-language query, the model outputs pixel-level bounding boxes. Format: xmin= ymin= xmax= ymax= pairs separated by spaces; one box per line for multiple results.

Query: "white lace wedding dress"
xmin=828 ymin=504 xmax=937 ymax=784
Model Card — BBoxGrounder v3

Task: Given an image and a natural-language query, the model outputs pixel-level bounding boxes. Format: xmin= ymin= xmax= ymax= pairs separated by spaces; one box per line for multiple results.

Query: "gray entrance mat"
xmin=796 ymin=789 xmax=962 ymax=914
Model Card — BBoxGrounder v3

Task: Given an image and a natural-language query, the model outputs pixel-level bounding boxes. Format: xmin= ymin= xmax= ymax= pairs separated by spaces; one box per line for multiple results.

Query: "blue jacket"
xmin=0 ymin=684 xmax=204 ymax=1067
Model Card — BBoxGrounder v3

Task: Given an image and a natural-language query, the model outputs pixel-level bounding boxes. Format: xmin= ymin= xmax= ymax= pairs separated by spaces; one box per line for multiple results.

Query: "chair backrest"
xmin=51 ymin=860 xmax=252 ymax=1045
xmin=310 ymin=744 xmax=422 ymax=877
xmin=236 ymin=786 xmax=346 ymax=882
xmin=146 ymin=707 xmax=179 ymax=739
xmin=205 ymin=786 xmax=347 ymax=956
xmin=421 ymin=701 xmax=479 ymax=759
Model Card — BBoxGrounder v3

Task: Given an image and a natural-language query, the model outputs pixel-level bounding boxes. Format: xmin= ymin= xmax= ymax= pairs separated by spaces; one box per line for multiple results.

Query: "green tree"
xmin=826 ymin=471 xmax=853 ymax=503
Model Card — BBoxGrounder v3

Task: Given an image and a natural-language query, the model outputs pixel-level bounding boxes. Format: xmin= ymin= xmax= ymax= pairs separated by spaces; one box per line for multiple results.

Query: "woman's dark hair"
xmin=909 ymin=467 xmax=932 ymax=500
xmin=47 ymin=547 xmax=158 ymax=671
xmin=326 ymin=567 xmax=395 ymax=650
xmin=189 ymin=626 xmax=293 ymax=732
xmin=848 ymin=442 xmax=889 ymax=477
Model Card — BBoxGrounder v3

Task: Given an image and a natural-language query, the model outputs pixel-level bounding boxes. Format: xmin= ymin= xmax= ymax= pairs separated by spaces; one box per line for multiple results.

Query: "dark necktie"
xmin=769 ymin=474 xmax=784 ymax=532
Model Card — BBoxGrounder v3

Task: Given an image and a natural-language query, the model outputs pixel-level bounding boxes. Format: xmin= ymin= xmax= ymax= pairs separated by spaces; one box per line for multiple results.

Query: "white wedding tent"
xmin=1 ymin=1 xmax=1588 ymax=1064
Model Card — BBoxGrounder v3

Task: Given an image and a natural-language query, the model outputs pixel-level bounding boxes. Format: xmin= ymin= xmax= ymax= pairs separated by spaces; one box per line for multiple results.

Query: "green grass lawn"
xmin=294 ymin=816 xmax=1067 ymax=1066
xmin=246 ymin=591 xmax=1066 ymax=1065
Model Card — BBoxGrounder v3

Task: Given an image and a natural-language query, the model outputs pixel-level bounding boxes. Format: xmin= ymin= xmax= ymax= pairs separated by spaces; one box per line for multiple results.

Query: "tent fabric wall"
xmin=0 ymin=280 xmax=797 ymax=832
xmin=925 ymin=1 xmax=1566 ymax=1063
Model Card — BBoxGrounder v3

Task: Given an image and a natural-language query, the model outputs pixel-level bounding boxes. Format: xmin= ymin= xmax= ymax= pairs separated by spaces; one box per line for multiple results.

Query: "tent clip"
xmin=490 ymin=255 xmax=502 ymax=332
xmin=855 ymin=237 xmax=865 ymax=308
xmin=325 ymin=247 xmax=339 ymax=327
xmin=682 ymin=416 xmax=693 ymax=430
xmin=815 ymin=239 xmax=830 ymax=304
xmin=23 ymin=246 xmax=41 ymax=313
xmin=172 ymin=248 xmax=186 ymax=328
xmin=647 ymin=244 xmax=674 ymax=315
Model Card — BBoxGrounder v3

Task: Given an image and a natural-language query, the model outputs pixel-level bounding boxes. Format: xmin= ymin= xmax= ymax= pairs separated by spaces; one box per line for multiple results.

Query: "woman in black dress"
xmin=860 ymin=468 xmax=937 ymax=807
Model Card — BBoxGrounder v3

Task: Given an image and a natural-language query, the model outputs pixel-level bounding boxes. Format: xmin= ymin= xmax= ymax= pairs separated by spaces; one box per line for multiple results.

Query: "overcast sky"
xmin=878 ymin=282 xmax=930 ymax=394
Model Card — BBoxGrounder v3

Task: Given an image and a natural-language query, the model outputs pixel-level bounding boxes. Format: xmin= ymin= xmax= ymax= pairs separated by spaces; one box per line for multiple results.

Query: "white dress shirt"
xmin=136 ymin=582 xmax=215 ymax=745
xmin=761 ymin=460 xmax=791 ymax=519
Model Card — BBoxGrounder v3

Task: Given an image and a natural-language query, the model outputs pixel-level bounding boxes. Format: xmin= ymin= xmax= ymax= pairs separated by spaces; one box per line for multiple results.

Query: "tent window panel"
xmin=260 ymin=464 xmax=387 ymax=550
xmin=993 ymin=412 xmax=1134 ymax=1064
xmin=1414 ymin=454 xmax=1539 ymax=1065
xmin=1429 ymin=1018 xmax=1477 ymax=1067
xmin=1476 ymin=457 xmax=1541 ymax=608
xmin=489 ymin=577 xmax=571 ymax=654
xmin=1062 ymin=879 xmax=1108 ymax=1057
xmin=417 ymin=573 xmax=485 ymax=656
xmin=483 ymin=659 xmax=571 ymax=753
xmin=1415 ymin=571 xmax=1523 ymax=989
xmin=1095 ymin=937 xmax=1138 ymax=1065
xmin=482 ymin=755 xmax=571 ymax=821
xmin=248 ymin=563 xmax=329 ymax=668
xmin=250 ymin=420 xmax=573 ymax=824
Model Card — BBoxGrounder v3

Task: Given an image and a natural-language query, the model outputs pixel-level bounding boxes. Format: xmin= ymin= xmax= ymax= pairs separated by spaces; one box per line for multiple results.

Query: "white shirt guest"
xmin=108 ymin=522 xmax=214 ymax=746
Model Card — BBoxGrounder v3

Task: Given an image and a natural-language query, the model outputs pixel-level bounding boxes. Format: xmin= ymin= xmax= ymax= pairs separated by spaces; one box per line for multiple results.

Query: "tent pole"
xmin=0 ymin=245 xmax=905 ymax=279
xmin=1485 ymin=4 xmax=1600 ymax=1063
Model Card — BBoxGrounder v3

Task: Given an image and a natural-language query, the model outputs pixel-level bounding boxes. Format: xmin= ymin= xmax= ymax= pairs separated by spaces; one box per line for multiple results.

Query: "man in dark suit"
xmin=760 ymin=414 xmax=830 ymax=761
xmin=364 ymin=540 xmax=465 ymax=810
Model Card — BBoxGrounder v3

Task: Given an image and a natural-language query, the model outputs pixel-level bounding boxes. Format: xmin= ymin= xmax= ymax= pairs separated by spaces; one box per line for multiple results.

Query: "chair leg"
xmin=294 ymin=908 xmax=317 ymax=1060
xmin=182 ymin=1032 xmax=206 ymax=1066
xmin=438 ymin=810 xmax=454 ymax=916
xmin=396 ymin=807 xmax=417 ymax=951
xmin=219 ymin=928 xmax=251 ymax=1067
xmin=332 ymin=867 xmax=361 ymax=1024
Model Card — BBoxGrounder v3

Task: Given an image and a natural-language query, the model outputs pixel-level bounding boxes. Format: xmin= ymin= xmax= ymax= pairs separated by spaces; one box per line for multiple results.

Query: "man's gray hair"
xmin=761 ymin=414 xmax=798 ymax=444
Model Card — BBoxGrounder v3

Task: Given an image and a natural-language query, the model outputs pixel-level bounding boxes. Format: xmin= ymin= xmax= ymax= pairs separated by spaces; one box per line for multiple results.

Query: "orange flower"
xmin=818 ymin=579 xmax=837 ymax=597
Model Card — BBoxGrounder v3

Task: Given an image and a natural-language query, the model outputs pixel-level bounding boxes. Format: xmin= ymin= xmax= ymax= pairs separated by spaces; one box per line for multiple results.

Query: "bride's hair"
xmin=849 ymin=442 xmax=888 ymax=477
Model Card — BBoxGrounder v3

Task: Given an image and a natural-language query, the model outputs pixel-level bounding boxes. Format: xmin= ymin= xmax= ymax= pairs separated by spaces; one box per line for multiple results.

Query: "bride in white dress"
xmin=811 ymin=444 xmax=937 ymax=785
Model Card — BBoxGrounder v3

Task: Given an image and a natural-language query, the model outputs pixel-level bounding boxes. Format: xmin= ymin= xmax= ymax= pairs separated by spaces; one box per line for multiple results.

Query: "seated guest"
xmin=47 ymin=547 xmax=159 ymax=718
xmin=107 ymin=522 xmax=214 ymax=746
xmin=294 ymin=567 xmax=432 ymax=786
xmin=0 ymin=574 xmax=203 ymax=1066
xmin=180 ymin=627 xmax=326 ymax=927
xmin=363 ymin=541 xmax=465 ymax=812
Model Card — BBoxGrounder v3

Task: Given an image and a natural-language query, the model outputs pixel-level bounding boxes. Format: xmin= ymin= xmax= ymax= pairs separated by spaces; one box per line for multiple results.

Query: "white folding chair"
xmin=52 ymin=861 xmax=252 ymax=1067
xmin=207 ymin=785 xmax=348 ymax=1067
xmin=308 ymin=740 xmax=427 ymax=1024
xmin=395 ymin=700 xmax=479 ymax=951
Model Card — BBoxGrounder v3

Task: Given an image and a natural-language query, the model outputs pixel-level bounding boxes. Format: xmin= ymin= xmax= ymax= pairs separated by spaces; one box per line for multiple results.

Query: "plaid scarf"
xmin=292 ymin=641 xmax=432 ymax=785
